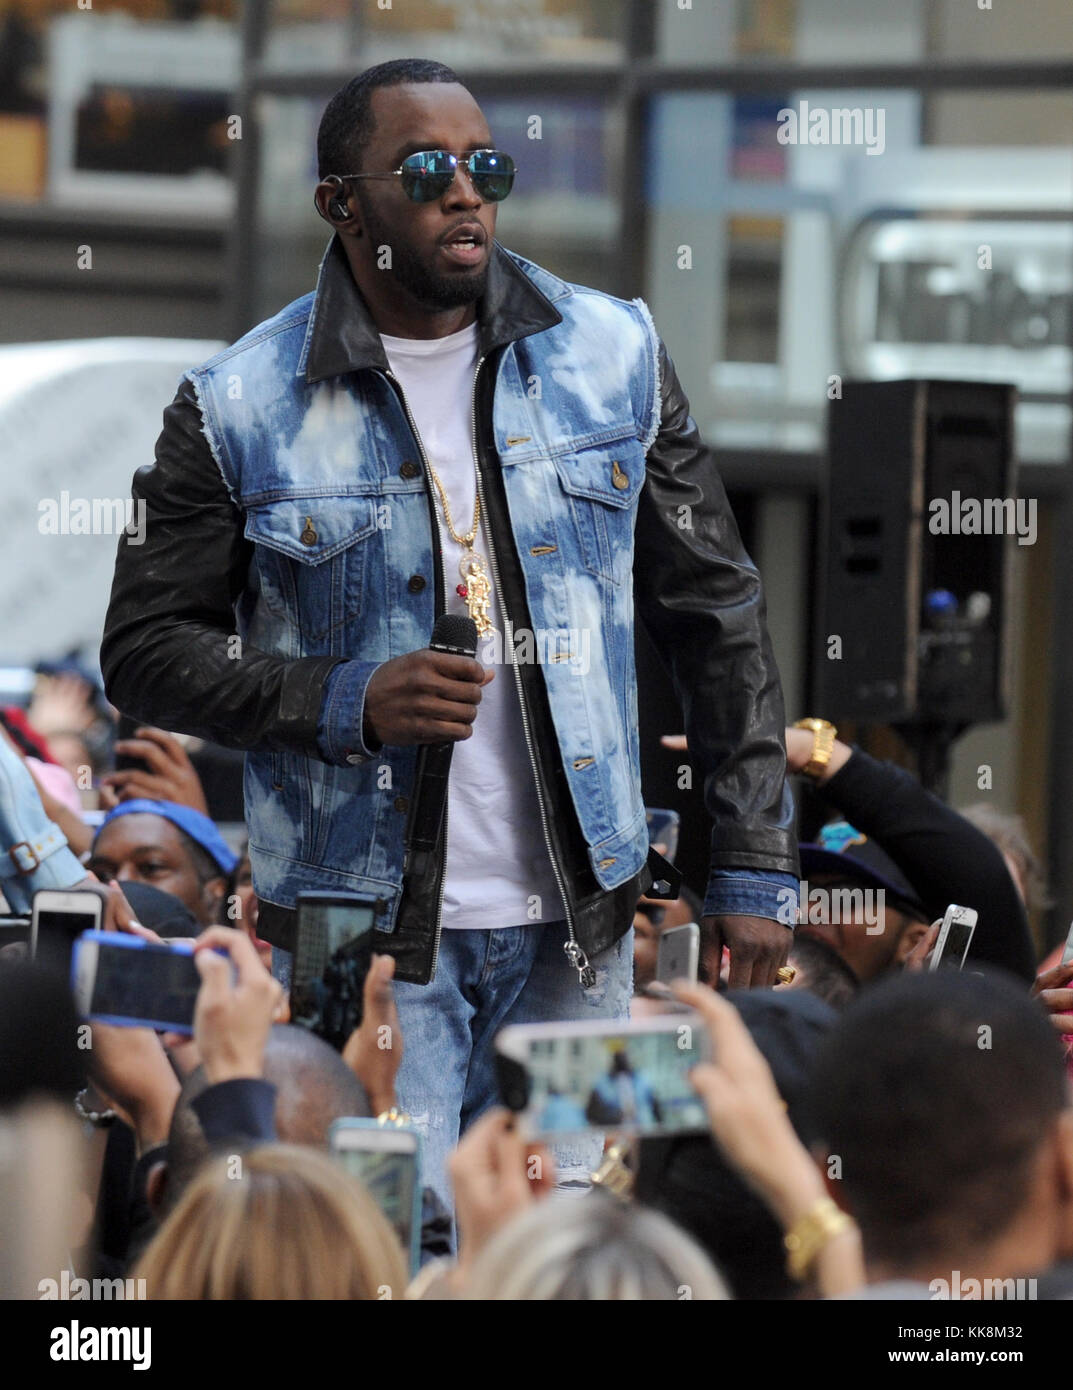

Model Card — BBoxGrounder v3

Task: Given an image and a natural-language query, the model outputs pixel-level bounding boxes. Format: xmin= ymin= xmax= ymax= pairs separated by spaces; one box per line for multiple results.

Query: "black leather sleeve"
xmin=633 ymin=339 xmax=799 ymax=876
xmin=99 ymin=380 xmax=343 ymax=754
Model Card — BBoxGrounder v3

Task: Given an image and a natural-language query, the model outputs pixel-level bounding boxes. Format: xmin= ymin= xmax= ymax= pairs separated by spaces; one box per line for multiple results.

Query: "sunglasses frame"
xmin=333 ymin=148 xmax=516 ymax=203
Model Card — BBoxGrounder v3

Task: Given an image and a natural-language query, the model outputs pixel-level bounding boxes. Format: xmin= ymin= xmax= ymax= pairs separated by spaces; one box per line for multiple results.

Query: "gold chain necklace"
xmin=425 ymin=460 xmax=493 ymax=636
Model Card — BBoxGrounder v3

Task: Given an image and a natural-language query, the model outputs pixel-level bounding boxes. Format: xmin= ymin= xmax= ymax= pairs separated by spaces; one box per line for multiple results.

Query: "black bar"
xmin=244 ymin=58 xmax=1073 ymax=100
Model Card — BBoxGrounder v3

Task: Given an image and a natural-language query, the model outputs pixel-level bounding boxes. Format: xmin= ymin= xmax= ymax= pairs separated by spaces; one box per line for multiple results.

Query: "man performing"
xmin=101 ymin=59 xmax=799 ymax=1204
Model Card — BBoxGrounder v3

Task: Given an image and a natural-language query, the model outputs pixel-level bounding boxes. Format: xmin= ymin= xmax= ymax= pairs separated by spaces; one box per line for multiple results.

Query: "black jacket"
xmin=100 ymin=240 xmax=797 ymax=974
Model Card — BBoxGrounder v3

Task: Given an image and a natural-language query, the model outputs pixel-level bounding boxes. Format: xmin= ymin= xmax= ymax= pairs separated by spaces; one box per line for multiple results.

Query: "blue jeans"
xmin=392 ymin=922 xmax=632 ymax=1218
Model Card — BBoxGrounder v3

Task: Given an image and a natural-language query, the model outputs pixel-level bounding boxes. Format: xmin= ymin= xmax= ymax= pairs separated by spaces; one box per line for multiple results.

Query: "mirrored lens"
xmin=399 ymin=152 xmax=454 ymax=202
xmin=399 ymin=150 xmax=515 ymax=202
xmin=469 ymin=150 xmax=515 ymax=201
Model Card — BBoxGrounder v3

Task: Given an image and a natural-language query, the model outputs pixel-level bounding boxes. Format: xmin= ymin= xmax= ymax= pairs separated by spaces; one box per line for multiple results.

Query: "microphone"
xmin=403 ymin=614 xmax=479 ymax=870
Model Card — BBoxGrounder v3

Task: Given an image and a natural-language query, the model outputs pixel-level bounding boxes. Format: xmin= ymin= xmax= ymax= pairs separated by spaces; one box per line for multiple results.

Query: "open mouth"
xmin=440 ymin=235 xmax=486 ymax=266
xmin=440 ymin=225 xmax=487 ymax=266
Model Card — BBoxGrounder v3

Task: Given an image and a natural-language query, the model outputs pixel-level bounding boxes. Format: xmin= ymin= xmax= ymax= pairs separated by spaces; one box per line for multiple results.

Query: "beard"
xmin=357 ymin=193 xmax=489 ymax=310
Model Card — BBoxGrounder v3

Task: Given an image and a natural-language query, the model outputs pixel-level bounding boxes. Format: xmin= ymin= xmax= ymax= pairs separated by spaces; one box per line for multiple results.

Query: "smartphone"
xmin=645 ymin=807 xmax=680 ymax=865
xmin=70 ymin=930 xmax=202 ymax=1032
xmin=113 ymin=713 xmax=152 ymax=776
xmin=330 ymin=1120 xmax=423 ymax=1275
xmin=31 ymin=890 xmax=103 ymax=982
xmin=1060 ymin=920 xmax=1073 ymax=966
xmin=495 ymin=1014 xmax=711 ymax=1139
xmin=291 ymin=891 xmax=379 ymax=1049
xmin=929 ymin=903 xmax=979 ymax=972
xmin=657 ymin=921 xmax=700 ymax=986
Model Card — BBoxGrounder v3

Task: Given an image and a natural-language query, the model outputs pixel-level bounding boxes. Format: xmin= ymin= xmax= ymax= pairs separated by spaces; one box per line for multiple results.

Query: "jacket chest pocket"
xmin=244 ymin=495 xmax=379 ymax=644
xmin=551 ymin=439 xmax=646 ymax=587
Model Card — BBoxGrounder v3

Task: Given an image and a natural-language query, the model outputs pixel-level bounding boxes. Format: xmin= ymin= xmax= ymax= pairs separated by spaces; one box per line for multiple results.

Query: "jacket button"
xmin=407 ymin=574 xmax=426 ymax=593
xmin=394 ymin=796 xmax=409 ymax=813
xmin=399 ymin=460 xmax=420 ymax=479
xmin=611 ymin=462 xmax=629 ymax=490
xmin=300 ymin=516 xmax=318 ymax=544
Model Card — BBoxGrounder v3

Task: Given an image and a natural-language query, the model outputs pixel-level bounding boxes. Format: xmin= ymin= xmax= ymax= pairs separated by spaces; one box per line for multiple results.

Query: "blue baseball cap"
xmin=98 ymin=798 xmax=239 ymax=876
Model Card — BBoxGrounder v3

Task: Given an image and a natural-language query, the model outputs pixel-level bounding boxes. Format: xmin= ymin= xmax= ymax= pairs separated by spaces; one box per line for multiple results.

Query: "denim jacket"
xmin=101 ymin=236 xmax=798 ymax=982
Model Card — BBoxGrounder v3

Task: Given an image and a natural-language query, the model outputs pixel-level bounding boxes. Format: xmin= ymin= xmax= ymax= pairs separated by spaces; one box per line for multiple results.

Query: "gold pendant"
xmin=457 ymin=550 xmax=493 ymax=637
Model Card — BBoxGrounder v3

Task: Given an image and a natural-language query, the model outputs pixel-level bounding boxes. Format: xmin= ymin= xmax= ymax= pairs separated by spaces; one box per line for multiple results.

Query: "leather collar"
xmin=299 ymin=233 xmax=564 ymax=384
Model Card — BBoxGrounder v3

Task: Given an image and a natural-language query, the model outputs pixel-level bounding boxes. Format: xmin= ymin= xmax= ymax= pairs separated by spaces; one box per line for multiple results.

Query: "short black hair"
xmin=809 ymin=968 xmax=1068 ymax=1268
xmin=317 ymin=58 xmax=463 ymax=179
xmin=788 ymin=933 xmax=859 ymax=1009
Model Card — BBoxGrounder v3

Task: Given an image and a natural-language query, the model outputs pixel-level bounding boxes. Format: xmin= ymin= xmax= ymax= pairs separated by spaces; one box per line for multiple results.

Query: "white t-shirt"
xmin=380 ymin=321 xmax=561 ymax=930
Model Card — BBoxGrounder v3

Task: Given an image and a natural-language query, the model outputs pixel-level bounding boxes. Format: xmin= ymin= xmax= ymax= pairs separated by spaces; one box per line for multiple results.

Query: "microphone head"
xmin=430 ymin=613 xmax=479 ymax=658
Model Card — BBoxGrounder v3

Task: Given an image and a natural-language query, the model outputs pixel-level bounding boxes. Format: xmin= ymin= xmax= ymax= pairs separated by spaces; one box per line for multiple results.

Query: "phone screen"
xmin=291 ymin=898 xmax=376 ymax=1032
xmin=334 ymin=1144 xmax=419 ymax=1265
xmin=936 ymin=916 xmax=976 ymax=969
xmin=89 ymin=939 xmax=201 ymax=1030
xmin=502 ymin=1025 xmax=710 ymax=1137
xmin=34 ymin=908 xmax=101 ymax=982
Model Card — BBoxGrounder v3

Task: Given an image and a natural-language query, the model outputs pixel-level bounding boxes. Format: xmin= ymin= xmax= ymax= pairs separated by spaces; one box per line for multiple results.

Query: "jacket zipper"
xmin=383 ymin=368 xmax=450 ymax=983
xmin=469 ymin=355 xmax=596 ymax=989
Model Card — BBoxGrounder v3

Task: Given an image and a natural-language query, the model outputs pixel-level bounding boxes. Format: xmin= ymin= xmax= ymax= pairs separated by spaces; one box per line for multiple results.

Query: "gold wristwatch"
xmin=784 ymin=1195 xmax=853 ymax=1282
xmin=792 ymin=718 xmax=837 ymax=780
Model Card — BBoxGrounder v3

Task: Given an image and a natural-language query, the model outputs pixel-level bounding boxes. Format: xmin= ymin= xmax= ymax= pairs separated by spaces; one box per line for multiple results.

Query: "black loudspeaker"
xmin=814 ymin=380 xmax=1016 ymax=726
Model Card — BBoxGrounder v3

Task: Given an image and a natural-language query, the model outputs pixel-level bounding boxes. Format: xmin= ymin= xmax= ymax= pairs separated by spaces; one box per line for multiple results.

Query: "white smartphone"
xmin=329 ymin=1120 xmax=423 ymax=1275
xmin=30 ymin=889 xmax=103 ymax=982
xmin=929 ymin=903 xmax=979 ymax=971
xmin=1060 ymin=920 xmax=1073 ymax=966
xmin=657 ymin=921 xmax=700 ymax=985
xmin=495 ymin=1014 xmax=711 ymax=1139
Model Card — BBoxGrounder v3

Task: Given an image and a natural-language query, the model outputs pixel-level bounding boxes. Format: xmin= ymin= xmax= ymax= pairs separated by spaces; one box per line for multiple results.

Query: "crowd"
xmin=3 ymin=661 xmax=1073 ymax=1303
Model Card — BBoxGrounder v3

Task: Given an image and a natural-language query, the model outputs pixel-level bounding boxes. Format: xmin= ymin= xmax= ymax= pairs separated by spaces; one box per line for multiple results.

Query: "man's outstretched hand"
xmin=363 ymin=649 xmax=493 ymax=748
xmin=342 ymin=953 xmax=403 ymax=1115
xmin=703 ymin=914 xmax=791 ymax=989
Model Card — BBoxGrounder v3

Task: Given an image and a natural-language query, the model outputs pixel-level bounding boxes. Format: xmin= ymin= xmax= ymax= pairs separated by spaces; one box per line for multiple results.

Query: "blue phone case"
xmin=71 ymin=930 xmax=199 ymax=1035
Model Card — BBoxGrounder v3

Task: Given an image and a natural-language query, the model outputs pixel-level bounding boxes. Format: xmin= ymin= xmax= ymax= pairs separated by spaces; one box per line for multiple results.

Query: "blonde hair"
xmin=461 ymin=1193 xmax=729 ymax=1301
xmin=134 ymin=1143 xmax=408 ymax=1300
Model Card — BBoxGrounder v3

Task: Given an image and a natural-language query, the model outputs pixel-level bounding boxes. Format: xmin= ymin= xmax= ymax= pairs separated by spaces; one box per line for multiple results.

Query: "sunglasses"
xmin=336 ymin=149 xmax=516 ymax=204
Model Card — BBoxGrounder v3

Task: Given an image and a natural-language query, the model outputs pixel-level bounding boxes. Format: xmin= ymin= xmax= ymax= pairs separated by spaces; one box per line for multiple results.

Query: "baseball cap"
xmin=99 ymin=799 xmax=238 ymax=877
xmin=798 ymin=821 xmax=927 ymax=920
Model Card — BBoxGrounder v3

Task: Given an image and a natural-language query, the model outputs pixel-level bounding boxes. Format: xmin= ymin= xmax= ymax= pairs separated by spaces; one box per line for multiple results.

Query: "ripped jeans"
xmin=391 ymin=921 xmax=633 ymax=1226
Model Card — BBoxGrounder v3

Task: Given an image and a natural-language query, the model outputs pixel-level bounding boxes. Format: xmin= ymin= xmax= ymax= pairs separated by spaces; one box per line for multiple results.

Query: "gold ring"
xmin=776 ymin=965 xmax=797 ymax=984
